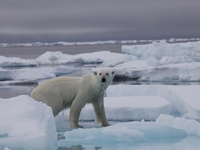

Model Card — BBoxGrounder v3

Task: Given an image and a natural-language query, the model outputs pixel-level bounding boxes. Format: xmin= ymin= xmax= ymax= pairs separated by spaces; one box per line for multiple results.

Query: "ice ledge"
xmin=107 ymin=85 xmax=200 ymax=121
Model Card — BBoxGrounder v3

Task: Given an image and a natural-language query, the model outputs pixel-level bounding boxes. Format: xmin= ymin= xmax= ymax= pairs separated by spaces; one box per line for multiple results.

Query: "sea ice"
xmin=0 ymin=84 xmax=200 ymax=149
xmin=0 ymin=66 xmax=75 ymax=82
xmin=56 ymin=84 xmax=200 ymax=124
xmin=0 ymin=95 xmax=57 ymax=150
xmin=156 ymin=114 xmax=200 ymax=136
xmin=113 ymin=40 xmax=200 ymax=81
xmin=106 ymin=85 xmax=200 ymax=120
xmin=61 ymin=121 xmax=187 ymax=148
xmin=58 ymin=96 xmax=172 ymax=122
xmin=122 ymin=40 xmax=200 ymax=61
xmin=2 ymin=40 xmax=200 ymax=82
xmin=0 ymin=56 xmax=36 ymax=67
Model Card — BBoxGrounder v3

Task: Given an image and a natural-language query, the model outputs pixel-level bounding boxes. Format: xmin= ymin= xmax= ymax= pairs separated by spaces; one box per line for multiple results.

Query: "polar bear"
xmin=31 ymin=69 xmax=115 ymax=128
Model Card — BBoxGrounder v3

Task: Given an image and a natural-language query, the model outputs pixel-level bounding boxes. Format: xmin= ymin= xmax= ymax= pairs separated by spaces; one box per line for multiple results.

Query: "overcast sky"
xmin=0 ymin=0 xmax=200 ymax=43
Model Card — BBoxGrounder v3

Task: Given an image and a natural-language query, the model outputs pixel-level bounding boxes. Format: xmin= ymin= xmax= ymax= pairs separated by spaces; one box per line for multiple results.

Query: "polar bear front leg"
xmin=92 ymin=93 xmax=110 ymax=127
xmin=69 ymin=97 xmax=85 ymax=128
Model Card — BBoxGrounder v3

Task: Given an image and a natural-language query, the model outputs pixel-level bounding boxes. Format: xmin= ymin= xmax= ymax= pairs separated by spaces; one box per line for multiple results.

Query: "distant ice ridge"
xmin=0 ymin=51 xmax=133 ymax=67
xmin=122 ymin=40 xmax=200 ymax=61
xmin=35 ymin=51 xmax=133 ymax=66
xmin=0 ymin=95 xmax=57 ymax=150
xmin=0 ymin=38 xmax=200 ymax=47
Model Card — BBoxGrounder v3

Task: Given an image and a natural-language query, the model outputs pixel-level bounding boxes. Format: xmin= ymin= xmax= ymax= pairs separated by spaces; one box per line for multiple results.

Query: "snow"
xmin=0 ymin=95 xmax=57 ymax=150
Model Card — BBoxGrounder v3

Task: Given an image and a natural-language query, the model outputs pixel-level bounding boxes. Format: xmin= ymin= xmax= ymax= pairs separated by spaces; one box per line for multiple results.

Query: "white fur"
xmin=31 ymin=69 xmax=115 ymax=128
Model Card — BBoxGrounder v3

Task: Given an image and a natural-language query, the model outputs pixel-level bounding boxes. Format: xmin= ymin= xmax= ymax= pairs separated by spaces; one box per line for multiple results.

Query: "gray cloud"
xmin=0 ymin=0 xmax=200 ymax=43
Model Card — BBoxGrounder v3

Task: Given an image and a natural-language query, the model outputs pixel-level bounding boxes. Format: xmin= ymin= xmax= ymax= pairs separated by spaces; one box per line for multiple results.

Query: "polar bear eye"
xmin=99 ymin=73 xmax=102 ymax=75
xmin=106 ymin=73 xmax=109 ymax=75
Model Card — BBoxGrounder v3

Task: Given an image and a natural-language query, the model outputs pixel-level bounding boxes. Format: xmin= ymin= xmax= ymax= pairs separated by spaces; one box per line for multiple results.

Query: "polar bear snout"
xmin=102 ymin=77 xmax=106 ymax=83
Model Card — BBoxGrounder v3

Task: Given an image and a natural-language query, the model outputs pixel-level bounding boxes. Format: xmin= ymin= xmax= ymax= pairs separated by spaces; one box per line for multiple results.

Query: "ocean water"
xmin=0 ymin=44 xmax=122 ymax=59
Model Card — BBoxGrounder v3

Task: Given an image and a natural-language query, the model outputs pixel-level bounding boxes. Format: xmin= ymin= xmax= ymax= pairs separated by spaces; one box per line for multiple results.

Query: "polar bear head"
xmin=93 ymin=69 xmax=115 ymax=90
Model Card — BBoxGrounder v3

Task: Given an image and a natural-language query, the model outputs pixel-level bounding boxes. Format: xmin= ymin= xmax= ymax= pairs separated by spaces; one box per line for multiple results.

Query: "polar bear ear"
xmin=111 ymin=71 xmax=115 ymax=76
xmin=93 ymin=71 xmax=98 ymax=76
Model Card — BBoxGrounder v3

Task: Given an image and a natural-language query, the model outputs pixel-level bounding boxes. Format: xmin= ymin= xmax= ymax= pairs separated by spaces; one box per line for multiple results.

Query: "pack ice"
xmin=1 ymin=40 xmax=200 ymax=83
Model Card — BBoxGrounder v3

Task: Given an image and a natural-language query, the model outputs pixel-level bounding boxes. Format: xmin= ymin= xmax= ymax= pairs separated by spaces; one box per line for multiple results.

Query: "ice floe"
xmin=0 ymin=95 xmax=57 ymax=150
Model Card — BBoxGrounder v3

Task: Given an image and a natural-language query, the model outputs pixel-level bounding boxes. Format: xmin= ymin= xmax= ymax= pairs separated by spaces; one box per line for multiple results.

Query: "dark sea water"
xmin=0 ymin=44 xmax=122 ymax=59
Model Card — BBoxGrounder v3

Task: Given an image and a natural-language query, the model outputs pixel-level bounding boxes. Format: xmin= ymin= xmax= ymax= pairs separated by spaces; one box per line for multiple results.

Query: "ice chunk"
xmin=118 ymin=41 xmax=200 ymax=81
xmin=0 ymin=56 xmax=36 ymax=67
xmin=35 ymin=51 xmax=73 ymax=66
xmin=156 ymin=114 xmax=200 ymax=136
xmin=107 ymin=85 xmax=200 ymax=120
xmin=75 ymin=96 xmax=172 ymax=121
xmin=165 ymin=86 xmax=200 ymax=111
xmin=0 ymin=66 xmax=75 ymax=81
xmin=0 ymin=95 xmax=57 ymax=150
xmin=57 ymin=96 xmax=171 ymax=123
xmin=62 ymin=121 xmax=186 ymax=148
xmin=122 ymin=40 xmax=200 ymax=61
xmin=56 ymin=84 xmax=200 ymax=126
xmin=115 ymin=62 xmax=200 ymax=82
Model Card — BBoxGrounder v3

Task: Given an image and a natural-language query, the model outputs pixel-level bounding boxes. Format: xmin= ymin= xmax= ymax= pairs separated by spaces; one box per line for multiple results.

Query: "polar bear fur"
xmin=31 ymin=69 xmax=115 ymax=128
